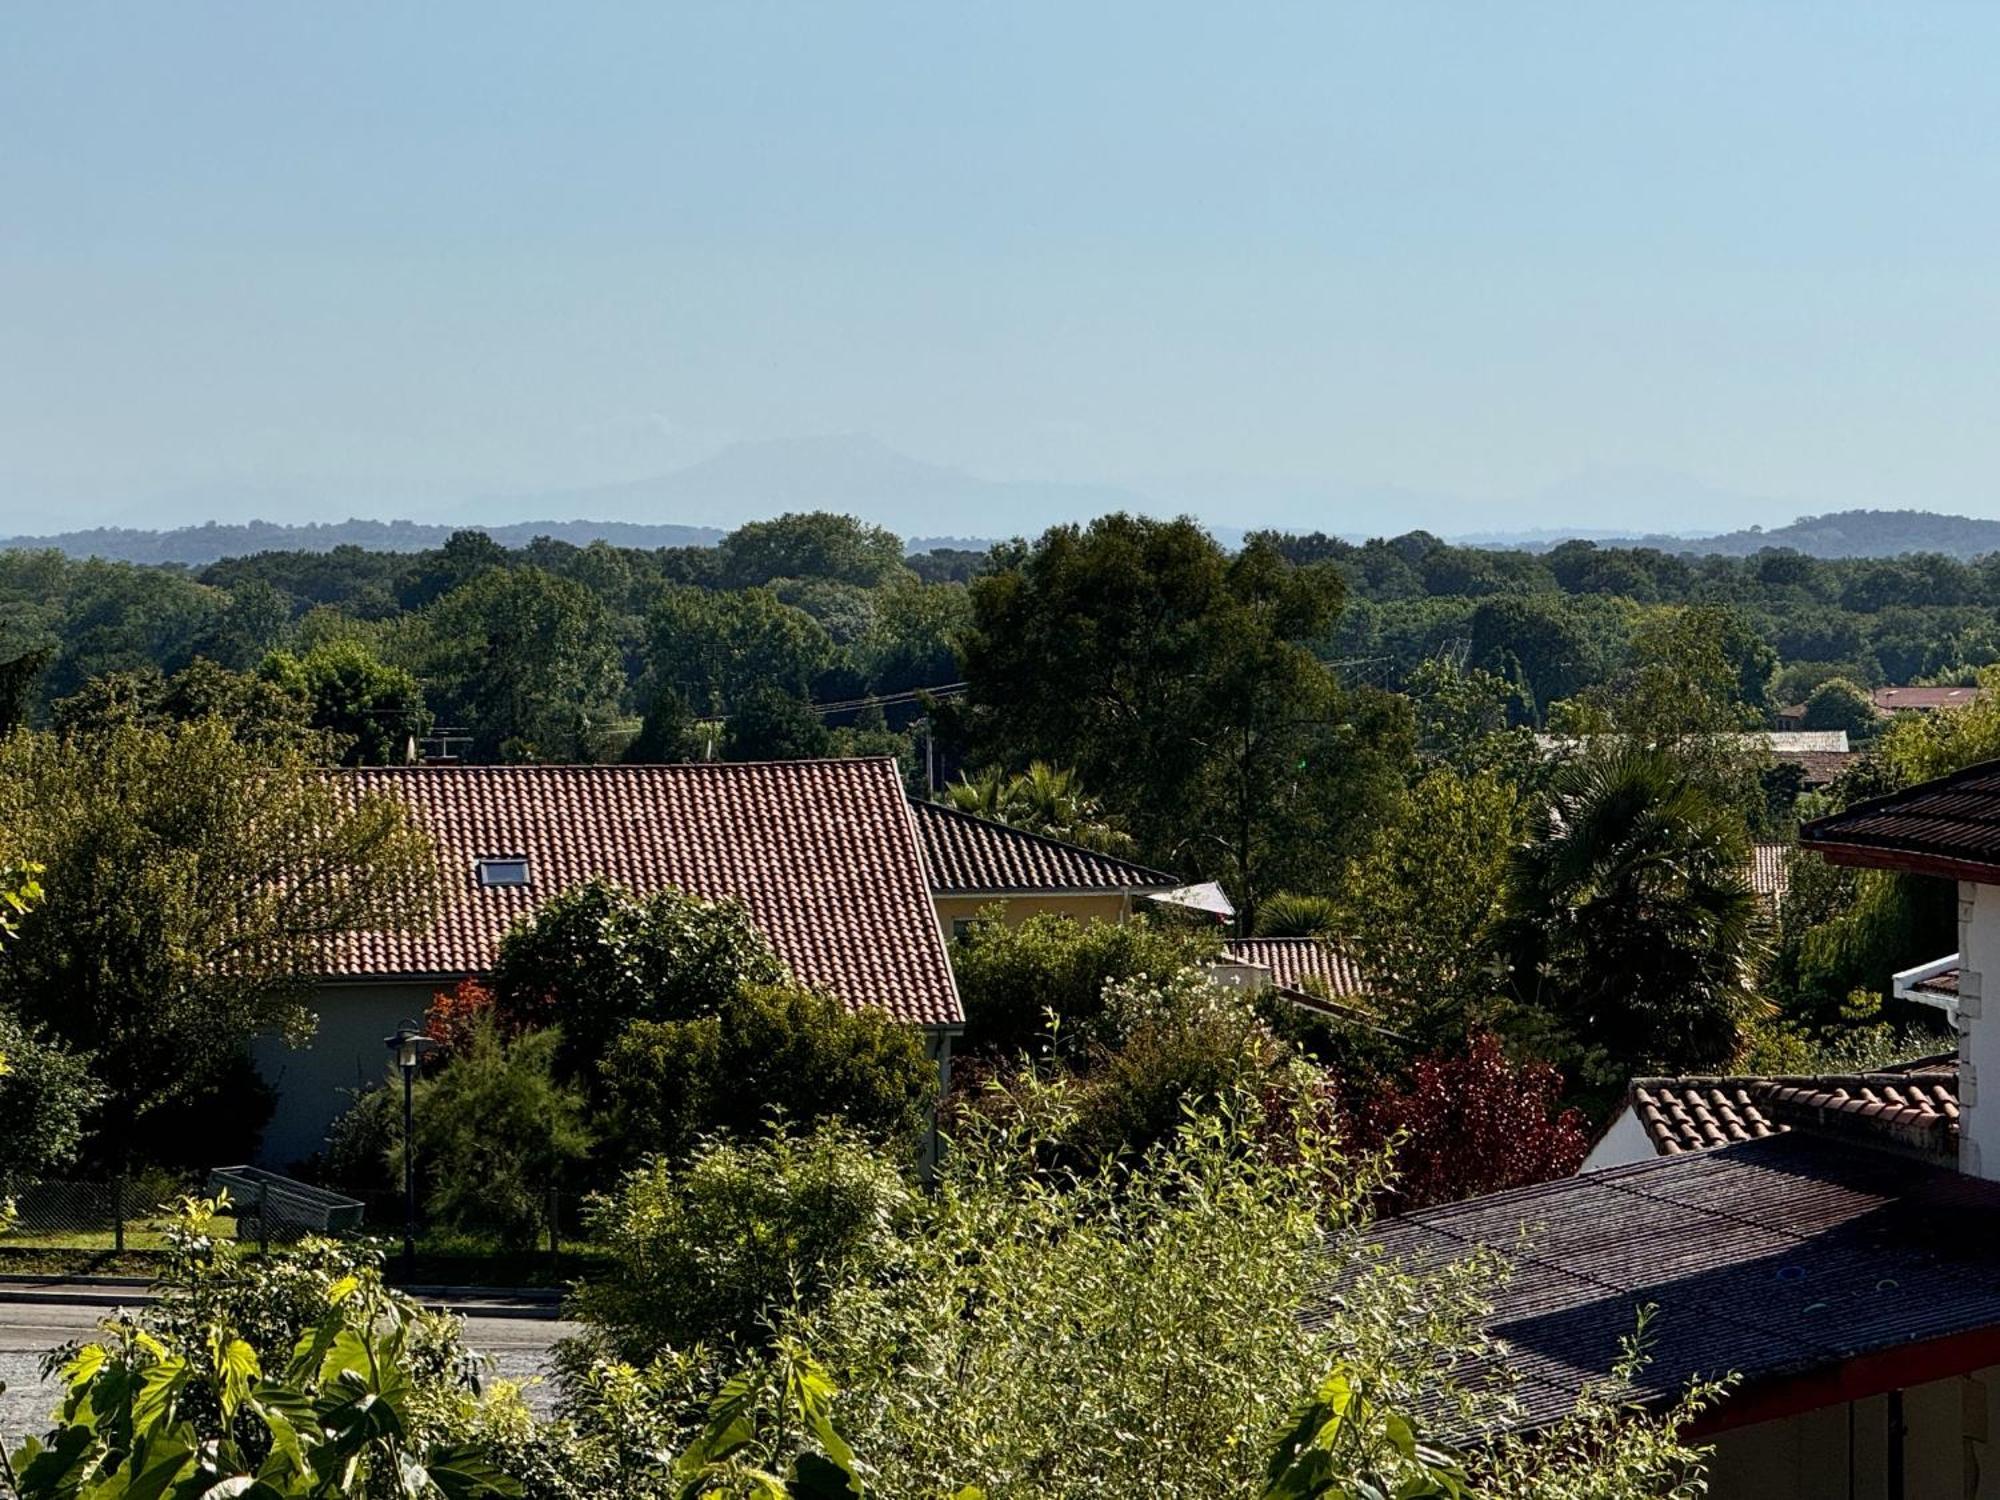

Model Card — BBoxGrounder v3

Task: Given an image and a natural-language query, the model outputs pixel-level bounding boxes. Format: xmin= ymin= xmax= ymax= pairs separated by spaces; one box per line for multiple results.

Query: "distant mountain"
xmin=471 ymin=434 xmax=1159 ymax=537
xmin=1605 ymin=509 xmax=2000 ymax=560
xmin=0 ymin=517 xmax=723 ymax=566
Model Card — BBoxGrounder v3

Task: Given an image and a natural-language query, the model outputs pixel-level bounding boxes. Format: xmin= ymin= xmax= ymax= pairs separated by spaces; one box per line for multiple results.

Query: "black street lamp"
xmin=383 ymin=1022 xmax=435 ymax=1281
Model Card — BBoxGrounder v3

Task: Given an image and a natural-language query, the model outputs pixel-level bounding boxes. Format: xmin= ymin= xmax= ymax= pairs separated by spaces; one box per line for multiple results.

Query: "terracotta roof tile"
xmin=1875 ymin=685 xmax=1984 ymax=712
xmin=1628 ymin=1066 xmax=1959 ymax=1164
xmin=1222 ymin=937 xmax=1367 ymax=999
xmin=324 ymin=761 xmax=962 ymax=1027
xmin=908 ymin=800 xmax=1180 ymax=894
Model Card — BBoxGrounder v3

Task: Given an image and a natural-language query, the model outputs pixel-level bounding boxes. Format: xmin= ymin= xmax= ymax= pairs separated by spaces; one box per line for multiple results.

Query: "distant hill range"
xmin=0 ymin=518 xmax=726 ymax=566
xmin=1594 ymin=509 xmax=2000 ymax=561
xmin=10 ymin=504 xmax=2000 ymax=568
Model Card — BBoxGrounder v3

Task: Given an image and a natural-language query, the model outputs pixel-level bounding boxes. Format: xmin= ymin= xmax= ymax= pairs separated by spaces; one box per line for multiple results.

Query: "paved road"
xmin=0 ymin=1298 xmax=574 ymax=1442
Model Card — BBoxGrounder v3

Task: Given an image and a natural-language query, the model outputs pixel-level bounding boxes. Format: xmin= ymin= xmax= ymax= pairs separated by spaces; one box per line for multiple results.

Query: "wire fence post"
xmin=112 ymin=1176 xmax=125 ymax=1255
xmin=547 ymin=1184 xmax=561 ymax=1264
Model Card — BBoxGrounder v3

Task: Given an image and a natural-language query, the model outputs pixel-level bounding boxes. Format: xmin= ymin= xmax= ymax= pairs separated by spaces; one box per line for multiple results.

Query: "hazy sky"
xmin=8 ymin=4 xmax=2000 ymax=535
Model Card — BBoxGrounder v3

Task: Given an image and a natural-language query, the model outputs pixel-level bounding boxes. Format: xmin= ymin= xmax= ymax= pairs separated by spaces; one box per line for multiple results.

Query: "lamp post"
xmin=383 ymin=1022 xmax=435 ymax=1282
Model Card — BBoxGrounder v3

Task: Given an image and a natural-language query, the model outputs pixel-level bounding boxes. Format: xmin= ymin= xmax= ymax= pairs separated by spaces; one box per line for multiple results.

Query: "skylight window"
xmin=475 ymin=856 xmax=531 ymax=889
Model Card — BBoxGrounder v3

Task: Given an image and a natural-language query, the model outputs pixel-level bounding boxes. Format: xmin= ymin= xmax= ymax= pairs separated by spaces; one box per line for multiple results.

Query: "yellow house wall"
xmin=931 ymin=892 xmax=1132 ymax=940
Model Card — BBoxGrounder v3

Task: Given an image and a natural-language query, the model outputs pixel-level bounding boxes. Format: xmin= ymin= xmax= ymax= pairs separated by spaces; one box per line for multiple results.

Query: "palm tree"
xmin=1252 ymin=892 xmax=1341 ymax=938
xmin=941 ymin=762 xmax=1139 ymax=857
xmin=1500 ymin=746 xmax=1767 ymax=1083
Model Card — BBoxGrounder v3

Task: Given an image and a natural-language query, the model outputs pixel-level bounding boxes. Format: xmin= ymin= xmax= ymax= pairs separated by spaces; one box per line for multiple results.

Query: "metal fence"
xmin=8 ymin=1175 xmax=587 ymax=1266
xmin=6 ymin=1177 xmax=330 ymax=1253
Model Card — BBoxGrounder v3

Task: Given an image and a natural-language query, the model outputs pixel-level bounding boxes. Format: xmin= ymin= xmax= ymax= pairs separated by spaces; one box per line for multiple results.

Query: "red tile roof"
xmin=1222 ymin=937 xmax=1367 ymax=999
xmin=909 ymin=799 xmax=1181 ymax=895
xmin=1628 ymin=1062 xmax=1960 ymax=1164
xmin=325 ymin=761 xmax=963 ymax=1027
xmin=1802 ymin=759 xmax=2000 ymax=880
xmin=1875 ymin=685 xmax=1984 ymax=712
xmin=1630 ymin=1079 xmax=1783 ymax=1155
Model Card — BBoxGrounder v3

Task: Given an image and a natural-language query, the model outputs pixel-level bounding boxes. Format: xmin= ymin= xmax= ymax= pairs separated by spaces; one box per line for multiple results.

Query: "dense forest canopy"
xmin=3 ymin=514 xmax=1997 ymax=743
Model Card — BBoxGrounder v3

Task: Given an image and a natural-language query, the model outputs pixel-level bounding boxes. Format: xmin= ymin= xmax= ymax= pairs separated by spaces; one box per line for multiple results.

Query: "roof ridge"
xmin=337 ymin=757 xmax=904 ymax=774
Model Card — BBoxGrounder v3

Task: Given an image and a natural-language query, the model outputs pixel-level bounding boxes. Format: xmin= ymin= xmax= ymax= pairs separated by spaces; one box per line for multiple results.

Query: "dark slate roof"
xmin=1332 ymin=1134 xmax=2000 ymax=1433
xmin=1629 ymin=1066 xmax=1959 ymax=1164
xmin=323 ymin=762 xmax=963 ymax=1026
xmin=908 ymin=799 xmax=1181 ymax=895
xmin=1802 ymin=759 xmax=2000 ymax=879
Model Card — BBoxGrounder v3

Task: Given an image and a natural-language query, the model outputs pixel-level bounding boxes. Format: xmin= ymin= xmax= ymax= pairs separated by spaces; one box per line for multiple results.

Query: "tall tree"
xmin=715 ymin=511 xmax=910 ymax=589
xmin=723 ymin=686 xmax=832 ymax=761
xmin=956 ymin=516 xmax=1410 ymax=915
xmin=1336 ymin=767 xmax=1519 ymax=1049
xmin=260 ymin=640 xmax=431 ymax=765
xmin=416 ymin=566 xmax=622 ymax=761
xmin=0 ymin=722 xmax=436 ymax=1161
xmin=646 ymin=586 xmax=836 ymax=713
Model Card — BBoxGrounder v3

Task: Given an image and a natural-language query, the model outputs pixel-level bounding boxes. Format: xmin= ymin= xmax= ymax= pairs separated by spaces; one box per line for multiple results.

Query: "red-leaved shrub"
xmin=426 ymin=977 xmax=498 ymax=1055
xmin=1346 ymin=1033 xmax=1587 ymax=1213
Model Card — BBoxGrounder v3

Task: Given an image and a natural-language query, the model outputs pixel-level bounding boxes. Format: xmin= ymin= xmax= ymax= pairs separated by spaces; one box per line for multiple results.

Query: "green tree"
xmin=1801 ymin=676 xmax=1880 ymax=737
xmin=0 ymin=1011 xmax=102 ymax=1194
xmin=723 ymin=686 xmax=832 ymax=761
xmin=0 ymin=722 xmax=436 ymax=1163
xmin=597 ymin=983 xmax=938 ymax=1163
xmin=489 ymin=879 xmax=786 ymax=1078
xmin=53 ymin=659 xmax=328 ymax=757
xmin=941 ymin=761 xmax=1138 ymax=856
xmin=949 ymin=909 xmax=1222 ymax=1057
xmin=1501 ymin=746 xmax=1767 ymax=1088
xmin=1466 ymin=595 xmax=1596 ymax=724
xmin=568 ymin=1124 xmax=913 ymax=1361
xmin=261 ymin=639 xmax=432 ymax=765
xmin=646 ymin=586 xmax=836 ymax=714
xmin=402 ymin=1020 xmax=593 ymax=1249
xmin=1250 ymin=892 xmax=1341 ymax=938
xmin=625 ymin=684 xmax=700 ymax=763
xmin=416 ymin=567 xmax=622 ymax=762
xmin=715 ymin=512 xmax=910 ymax=590
xmin=957 ymin=516 xmax=1411 ymax=915
xmin=1337 ymin=767 xmax=1519 ymax=1049
xmin=858 ymin=580 xmax=972 ymax=694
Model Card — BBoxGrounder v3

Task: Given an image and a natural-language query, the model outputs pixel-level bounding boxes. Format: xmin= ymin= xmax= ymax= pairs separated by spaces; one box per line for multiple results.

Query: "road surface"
xmin=0 ymin=1296 xmax=574 ymax=1442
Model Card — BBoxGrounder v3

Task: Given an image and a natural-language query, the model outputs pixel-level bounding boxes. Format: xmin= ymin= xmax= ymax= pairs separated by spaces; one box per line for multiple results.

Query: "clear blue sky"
xmin=6 ymin=3 xmax=2000 ymax=535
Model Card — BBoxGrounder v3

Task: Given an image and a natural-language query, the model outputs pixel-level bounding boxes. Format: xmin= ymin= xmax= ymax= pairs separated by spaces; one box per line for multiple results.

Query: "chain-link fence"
xmin=8 ymin=1174 xmax=593 ymax=1276
xmin=6 ymin=1177 xmax=333 ymax=1253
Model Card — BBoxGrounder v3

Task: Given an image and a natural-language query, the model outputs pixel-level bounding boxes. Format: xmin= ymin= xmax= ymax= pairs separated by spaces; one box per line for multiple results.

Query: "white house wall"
xmin=1961 ymin=880 xmax=2000 ymax=1179
xmin=1580 ymin=1105 xmax=1653 ymax=1171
